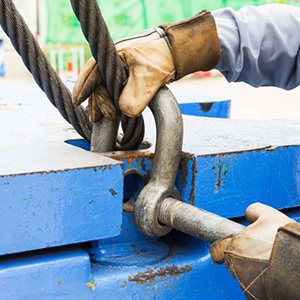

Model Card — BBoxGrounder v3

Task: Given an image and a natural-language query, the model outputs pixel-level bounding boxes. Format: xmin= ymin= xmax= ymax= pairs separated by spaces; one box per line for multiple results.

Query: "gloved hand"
xmin=72 ymin=10 xmax=220 ymax=120
xmin=210 ymin=203 xmax=295 ymax=300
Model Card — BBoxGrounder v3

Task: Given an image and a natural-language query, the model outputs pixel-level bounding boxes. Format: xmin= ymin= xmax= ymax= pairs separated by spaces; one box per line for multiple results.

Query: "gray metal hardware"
xmin=91 ymin=117 xmax=120 ymax=152
xmin=158 ymin=198 xmax=245 ymax=243
xmin=90 ymin=86 xmax=245 ymax=241
xmin=134 ymin=86 xmax=183 ymax=237
xmin=133 ymin=86 xmax=244 ymax=241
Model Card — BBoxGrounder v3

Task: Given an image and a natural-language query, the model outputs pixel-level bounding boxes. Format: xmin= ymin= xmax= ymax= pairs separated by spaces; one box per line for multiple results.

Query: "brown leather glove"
xmin=210 ymin=203 xmax=295 ymax=300
xmin=73 ymin=10 xmax=220 ymax=120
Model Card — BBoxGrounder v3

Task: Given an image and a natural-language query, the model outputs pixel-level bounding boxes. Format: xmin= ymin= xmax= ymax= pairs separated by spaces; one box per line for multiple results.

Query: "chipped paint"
xmin=107 ymin=150 xmax=154 ymax=180
xmin=131 ymin=244 xmax=148 ymax=255
xmin=128 ymin=265 xmax=193 ymax=284
xmin=109 ymin=188 xmax=117 ymax=196
xmin=212 ymin=156 xmax=235 ymax=194
xmin=189 ymin=156 xmax=198 ymax=206
xmin=179 ymin=152 xmax=192 ymax=189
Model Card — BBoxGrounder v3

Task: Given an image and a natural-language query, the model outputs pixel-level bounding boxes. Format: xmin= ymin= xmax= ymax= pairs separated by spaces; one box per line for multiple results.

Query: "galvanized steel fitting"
xmin=134 ymin=86 xmax=183 ymax=236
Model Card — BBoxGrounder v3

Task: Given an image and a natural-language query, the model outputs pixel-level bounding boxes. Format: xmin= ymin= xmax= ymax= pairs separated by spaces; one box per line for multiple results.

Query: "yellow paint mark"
xmin=86 ymin=282 xmax=95 ymax=290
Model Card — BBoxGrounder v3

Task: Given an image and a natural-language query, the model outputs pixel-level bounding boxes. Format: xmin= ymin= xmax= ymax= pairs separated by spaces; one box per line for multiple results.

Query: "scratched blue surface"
xmin=0 ymin=165 xmax=123 ymax=256
xmin=178 ymin=146 xmax=300 ymax=218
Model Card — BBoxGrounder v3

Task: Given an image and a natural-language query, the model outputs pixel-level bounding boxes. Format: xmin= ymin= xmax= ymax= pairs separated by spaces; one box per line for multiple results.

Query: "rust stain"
xmin=124 ymin=169 xmax=143 ymax=177
xmin=109 ymin=150 xmax=153 ymax=162
xmin=140 ymin=260 xmax=148 ymax=264
xmin=128 ymin=265 xmax=193 ymax=284
xmin=141 ymin=158 xmax=147 ymax=172
xmin=127 ymin=156 xmax=134 ymax=169
xmin=131 ymin=244 xmax=148 ymax=255
xmin=179 ymin=152 xmax=193 ymax=189
xmin=123 ymin=202 xmax=134 ymax=212
xmin=189 ymin=156 xmax=198 ymax=206
xmin=108 ymin=151 xmax=154 ymax=181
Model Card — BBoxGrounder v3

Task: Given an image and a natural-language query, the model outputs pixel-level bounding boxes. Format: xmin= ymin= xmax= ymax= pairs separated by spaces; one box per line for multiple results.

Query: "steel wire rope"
xmin=70 ymin=0 xmax=145 ymax=150
xmin=0 ymin=0 xmax=92 ymax=140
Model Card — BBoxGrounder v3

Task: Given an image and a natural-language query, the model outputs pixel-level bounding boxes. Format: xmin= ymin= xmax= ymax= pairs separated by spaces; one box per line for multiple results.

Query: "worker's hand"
xmin=72 ymin=10 xmax=220 ymax=120
xmin=72 ymin=58 xmax=117 ymax=122
xmin=210 ymin=203 xmax=295 ymax=299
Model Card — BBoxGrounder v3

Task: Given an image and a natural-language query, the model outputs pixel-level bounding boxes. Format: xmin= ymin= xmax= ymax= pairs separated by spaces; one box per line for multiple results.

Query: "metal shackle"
xmin=90 ymin=86 xmax=245 ymax=242
xmin=133 ymin=87 xmax=244 ymax=242
xmin=134 ymin=86 xmax=183 ymax=237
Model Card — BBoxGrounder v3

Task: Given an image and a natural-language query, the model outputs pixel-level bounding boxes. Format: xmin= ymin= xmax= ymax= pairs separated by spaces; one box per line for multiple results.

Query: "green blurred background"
xmin=46 ymin=0 xmax=300 ymax=44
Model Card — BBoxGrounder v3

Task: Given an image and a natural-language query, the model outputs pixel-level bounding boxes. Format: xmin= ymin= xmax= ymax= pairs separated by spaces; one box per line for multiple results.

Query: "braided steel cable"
xmin=0 ymin=0 xmax=92 ymax=141
xmin=70 ymin=0 xmax=145 ymax=150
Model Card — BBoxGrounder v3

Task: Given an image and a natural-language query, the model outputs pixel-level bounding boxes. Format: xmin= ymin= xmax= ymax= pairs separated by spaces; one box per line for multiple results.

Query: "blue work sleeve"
xmin=212 ymin=4 xmax=300 ymax=90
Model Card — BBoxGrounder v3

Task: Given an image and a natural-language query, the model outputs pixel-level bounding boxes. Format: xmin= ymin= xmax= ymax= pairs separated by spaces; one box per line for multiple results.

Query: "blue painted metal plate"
xmin=0 ymin=83 xmax=123 ymax=256
xmin=171 ymin=90 xmax=231 ymax=118
xmin=178 ymin=146 xmax=300 ymax=218
xmin=142 ymin=110 xmax=300 ymax=218
xmin=0 ymin=223 xmax=242 ymax=300
xmin=0 ymin=246 xmax=95 ymax=300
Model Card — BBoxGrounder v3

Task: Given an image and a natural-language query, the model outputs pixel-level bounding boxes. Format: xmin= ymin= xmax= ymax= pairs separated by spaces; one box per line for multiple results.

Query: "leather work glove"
xmin=73 ymin=10 xmax=220 ymax=120
xmin=71 ymin=58 xmax=117 ymax=122
xmin=210 ymin=203 xmax=296 ymax=300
